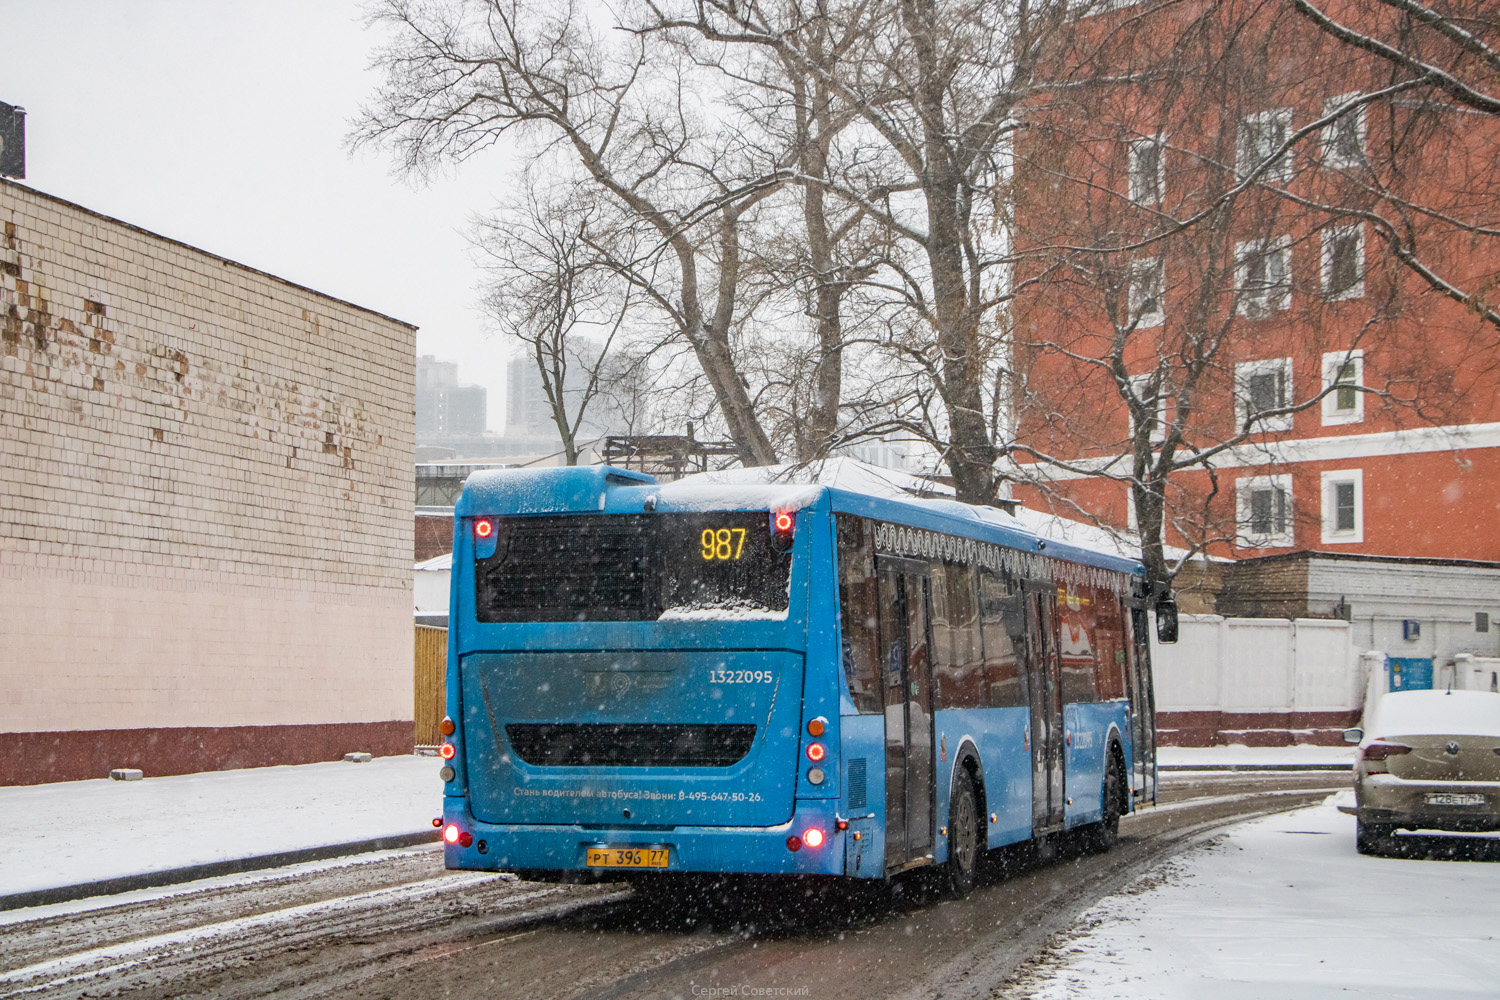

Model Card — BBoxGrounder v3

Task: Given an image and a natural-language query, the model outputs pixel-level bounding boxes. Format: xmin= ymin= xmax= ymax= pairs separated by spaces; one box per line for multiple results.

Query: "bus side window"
xmin=978 ymin=569 xmax=1026 ymax=708
xmin=933 ymin=561 xmax=983 ymax=709
xmin=1092 ymin=588 xmax=1128 ymax=700
xmin=836 ymin=515 xmax=883 ymax=714
xmin=1057 ymin=583 xmax=1099 ymax=704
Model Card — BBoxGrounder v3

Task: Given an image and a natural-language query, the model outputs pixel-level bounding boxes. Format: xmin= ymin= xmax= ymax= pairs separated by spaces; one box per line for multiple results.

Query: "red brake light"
xmin=806 ymin=742 xmax=826 ymax=762
xmin=775 ymin=511 xmax=793 ymax=532
xmin=770 ymin=511 xmax=795 ymax=552
xmin=474 ymin=518 xmax=494 ymax=539
xmin=443 ymin=823 xmax=461 ymax=844
xmin=1362 ymin=743 xmax=1412 ymax=761
xmin=786 ymin=835 xmax=802 ymax=852
xmin=439 ymin=742 xmax=456 ymax=760
xmin=803 ymin=828 xmax=824 ymax=848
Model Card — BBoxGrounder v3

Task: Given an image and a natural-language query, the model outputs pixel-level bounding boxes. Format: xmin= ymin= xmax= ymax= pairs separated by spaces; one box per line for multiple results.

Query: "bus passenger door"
xmin=1028 ymin=589 xmax=1066 ymax=833
xmin=878 ymin=563 xmax=936 ymax=870
xmin=1127 ymin=606 xmax=1158 ymax=805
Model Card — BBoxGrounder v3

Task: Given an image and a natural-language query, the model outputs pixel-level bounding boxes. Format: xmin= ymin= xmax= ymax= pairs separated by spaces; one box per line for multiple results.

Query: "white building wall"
xmin=0 ymin=179 xmax=416 ymax=780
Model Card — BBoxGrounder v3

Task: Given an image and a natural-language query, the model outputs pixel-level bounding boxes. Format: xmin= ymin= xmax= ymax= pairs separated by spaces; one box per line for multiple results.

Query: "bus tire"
xmin=944 ymin=769 xmax=982 ymax=898
xmin=1082 ymin=749 xmax=1124 ymax=855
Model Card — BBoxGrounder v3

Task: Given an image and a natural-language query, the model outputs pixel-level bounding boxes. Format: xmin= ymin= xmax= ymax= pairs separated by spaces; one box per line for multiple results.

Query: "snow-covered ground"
xmin=1018 ymin=798 xmax=1500 ymax=999
xmin=1157 ymin=745 xmax=1356 ymax=768
xmin=0 ymin=755 xmax=440 ymax=898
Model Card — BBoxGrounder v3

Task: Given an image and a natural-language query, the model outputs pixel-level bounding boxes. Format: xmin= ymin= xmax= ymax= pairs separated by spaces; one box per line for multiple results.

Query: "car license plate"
xmin=1425 ymin=792 xmax=1486 ymax=807
xmin=586 ymin=846 xmax=669 ymax=868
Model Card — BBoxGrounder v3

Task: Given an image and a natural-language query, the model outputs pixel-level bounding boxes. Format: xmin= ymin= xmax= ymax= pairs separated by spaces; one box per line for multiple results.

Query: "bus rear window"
xmin=474 ymin=513 xmax=792 ymax=623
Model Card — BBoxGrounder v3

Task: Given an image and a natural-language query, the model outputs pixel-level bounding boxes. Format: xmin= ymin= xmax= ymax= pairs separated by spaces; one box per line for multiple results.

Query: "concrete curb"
xmin=0 ymin=830 xmax=441 ymax=913
xmin=1160 ymin=763 xmax=1352 ymax=772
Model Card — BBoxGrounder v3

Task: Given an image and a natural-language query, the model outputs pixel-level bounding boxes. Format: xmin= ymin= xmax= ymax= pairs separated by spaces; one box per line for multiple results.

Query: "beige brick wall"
xmin=0 ymin=178 xmax=416 ymax=734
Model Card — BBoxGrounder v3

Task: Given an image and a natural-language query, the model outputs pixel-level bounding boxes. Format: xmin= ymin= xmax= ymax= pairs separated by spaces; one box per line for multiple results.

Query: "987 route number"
xmin=709 ymin=669 xmax=772 ymax=684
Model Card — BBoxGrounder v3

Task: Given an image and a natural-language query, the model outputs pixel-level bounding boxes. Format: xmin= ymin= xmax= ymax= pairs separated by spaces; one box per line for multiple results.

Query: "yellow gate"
xmin=414 ymin=625 xmax=448 ymax=748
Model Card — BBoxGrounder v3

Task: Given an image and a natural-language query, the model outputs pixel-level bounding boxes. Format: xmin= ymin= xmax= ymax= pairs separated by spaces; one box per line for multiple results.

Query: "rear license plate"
xmin=586 ymin=846 xmax=669 ymax=868
xmin=1425 ymin=792 xmax=1486 ymax=807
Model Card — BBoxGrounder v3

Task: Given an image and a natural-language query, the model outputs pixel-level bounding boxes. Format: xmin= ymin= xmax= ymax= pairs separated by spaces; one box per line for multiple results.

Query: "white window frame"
xmin=1237 ymin=473 xmax=1295 ymax=549
xmin=1235 ymin=357 xmax=1294 ymax=433
xmin=1321 ymin=349 xmax=1364 ymax=426
xmin=1321 ymin=224 xmax=1365 ymax=301
xmin=1128 ymin=256 xmax=1165 ymax=328
xmin=1322 ymin=93 xmax=1366 ymax=169
xmin=1128 ymin=133 xmax=1166 ymax=205
xmin=1234 ymin=236 xmax=1293 ymax=318
xmin=1320 ymin=468 xmax=1364 ymax=544
xmin=1237 ymin=108 xmax=1294 ymax=183
xmin=1127 ymin=372 xmax=1169 ymax=443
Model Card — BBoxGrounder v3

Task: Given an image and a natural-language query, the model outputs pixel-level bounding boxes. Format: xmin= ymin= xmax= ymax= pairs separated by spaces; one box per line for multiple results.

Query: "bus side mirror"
xmin=1155 ymin=600 xmax=1179 ymax=644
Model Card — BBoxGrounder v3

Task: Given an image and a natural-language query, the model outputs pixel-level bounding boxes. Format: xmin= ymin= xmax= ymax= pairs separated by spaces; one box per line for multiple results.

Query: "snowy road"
xmin=0 ymin=773 xmax=1346 ymax=1000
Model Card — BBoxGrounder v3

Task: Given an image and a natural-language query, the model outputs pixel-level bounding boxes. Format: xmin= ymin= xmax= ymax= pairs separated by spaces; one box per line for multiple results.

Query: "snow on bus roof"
xmin=673 ymin=459 xmax=1161 ymax=567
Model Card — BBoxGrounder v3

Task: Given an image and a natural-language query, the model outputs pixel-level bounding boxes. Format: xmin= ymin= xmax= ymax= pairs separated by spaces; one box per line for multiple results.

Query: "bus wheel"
xmin=944 ymin=771 xmax=982 ymax=898
xmin=1083 ymin=752 xmax=1123 ymax=855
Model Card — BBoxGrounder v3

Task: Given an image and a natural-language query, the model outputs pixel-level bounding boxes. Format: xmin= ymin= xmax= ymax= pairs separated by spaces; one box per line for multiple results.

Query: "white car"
xmin=1343 ymin=690 xmax=1500 ymax=854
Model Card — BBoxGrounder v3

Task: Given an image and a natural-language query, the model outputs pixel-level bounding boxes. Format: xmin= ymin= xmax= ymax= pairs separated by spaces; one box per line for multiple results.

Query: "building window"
xmin=1237 ymin=474 xmax=1294 ymax=549
xmin=1235 ymin=237 xmax=1292 ymax=318
xmin=1238 ymin=108 xmax=1294 ymax=182
xmin=1321 ymin=224 xmax=1364 ymax=300
xmin=1478 ymin=611 xmax=1491 ymax=633
xmin=1235 ymin=358 xmax=1293 ymax=432
xmin=1323 ymin=94 xmax=1366 ymax=168
xmin=1321 ymin=350 xmax=1364 ymax=426
xmin=1128 ymin=134 xmax=1166 ymax=205
xmin=1127 ymin=372 xmax=1168 ymax=443
xmin=1128 ymin=257 xmax=1165 ymax=328
xmin=1320 ymin=469 xmax=1364 ymax=544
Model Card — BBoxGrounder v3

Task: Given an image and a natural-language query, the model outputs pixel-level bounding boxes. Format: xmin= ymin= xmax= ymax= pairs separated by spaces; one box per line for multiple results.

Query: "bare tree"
xmin=477 ymin=183 xmax=632 ymax=465
xmin=355 ymin=0 xmax=787 ymax=466
xmin=638 ymin=0 xmax=1093 ymax=504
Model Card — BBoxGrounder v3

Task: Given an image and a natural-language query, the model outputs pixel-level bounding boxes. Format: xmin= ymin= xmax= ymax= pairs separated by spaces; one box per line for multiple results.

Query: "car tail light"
xmin=1362 ymin=743 xmax=1412 ymax=761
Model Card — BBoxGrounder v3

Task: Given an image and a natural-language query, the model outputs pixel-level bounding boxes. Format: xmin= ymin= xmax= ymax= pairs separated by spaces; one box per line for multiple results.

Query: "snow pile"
xmin=1019 ymin=799 xmax=1500 ymax=999
xmin=1366 ymin=690 xmax=1500 ymax=740
xmin=0 ymin=756 xmax=441 ymax=899
xmin=1157 ymin=745 xmax=1357 ymax=769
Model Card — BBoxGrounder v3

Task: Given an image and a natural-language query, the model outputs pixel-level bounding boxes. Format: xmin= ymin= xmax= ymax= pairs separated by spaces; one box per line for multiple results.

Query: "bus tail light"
xmin=473 ymin=518 xmax=494 ymax=539
xmin=439 ymin=742 xmax=456 ymax=760
xmin=770 ymin=510 xmax=796 ymax=552
xmin=802 ymin=828 xmax=824 ymax=848
xmin=786 ymin=835 xmax=802 ymax=852
xmin=806 ymin=742 xmax=825 ymax=762
xmin=444 ymin=823 xmax=461 ymax=844
xmin=807 ymin=717 xmax=826 ymax=737
xmin=439 ymin=716 xmax=456 ymax=736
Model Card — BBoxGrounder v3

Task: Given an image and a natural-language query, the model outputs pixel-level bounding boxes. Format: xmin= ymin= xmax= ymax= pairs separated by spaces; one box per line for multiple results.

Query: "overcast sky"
xmin=0 ymin=0 xmax=518 ymax=430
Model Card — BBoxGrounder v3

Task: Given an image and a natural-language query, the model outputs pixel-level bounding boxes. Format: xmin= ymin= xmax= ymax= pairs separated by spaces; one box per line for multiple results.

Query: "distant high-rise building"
xmin=416 ymin=355 xmax=488 ymax=441
xmin=506 ymin=356 xmax=555 ymax=438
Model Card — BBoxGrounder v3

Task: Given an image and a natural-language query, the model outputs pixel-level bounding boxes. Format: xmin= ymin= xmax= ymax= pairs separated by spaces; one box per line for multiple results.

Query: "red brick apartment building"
xmin=1009 ymin=1 xmax=1500 ymax=586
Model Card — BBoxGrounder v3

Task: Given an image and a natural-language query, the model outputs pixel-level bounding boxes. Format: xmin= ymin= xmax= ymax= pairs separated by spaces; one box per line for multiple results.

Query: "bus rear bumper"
xmin=441 ymin=800 xmax=849 ymax=877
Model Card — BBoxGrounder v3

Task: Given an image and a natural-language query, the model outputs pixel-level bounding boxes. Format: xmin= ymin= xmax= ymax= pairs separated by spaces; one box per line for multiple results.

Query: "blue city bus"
xmin=438 ymin=465 xmax=1170 ymax=893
